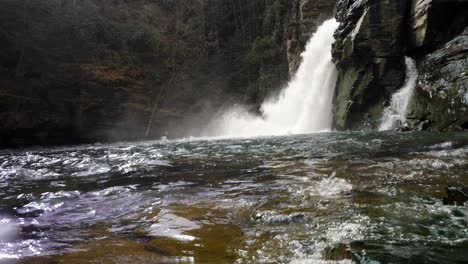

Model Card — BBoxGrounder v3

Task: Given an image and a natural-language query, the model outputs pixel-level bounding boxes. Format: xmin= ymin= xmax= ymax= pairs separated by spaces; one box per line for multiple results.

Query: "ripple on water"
xmin=300 ymin=174 xmax=354 ymax=197
xmin=252 ymin=210 xmax=311 ymax=224
xmin=0 ymin=217 xmax=50 ymax=260
xmin=74 ymin=163 xmax=111 ymax=177
xmin=0 ymin=132 xmax=467 ymax=263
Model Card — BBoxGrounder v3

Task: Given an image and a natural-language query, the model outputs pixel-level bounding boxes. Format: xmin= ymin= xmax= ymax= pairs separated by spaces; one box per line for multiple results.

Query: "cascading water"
xmin=205 ymin=19 xmax=339 ymax=137
xmin=379 ymin=57 xmax=418 ymax=131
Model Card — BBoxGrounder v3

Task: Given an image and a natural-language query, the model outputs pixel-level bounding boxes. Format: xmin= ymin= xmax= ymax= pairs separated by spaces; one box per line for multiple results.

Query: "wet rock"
xmin=0 ymin=205 xmax=15 ymax=216
xmin=394 ymin=120 xmax=411 ymax=132
xmin=409 ymin=0 xmax=431 ymax=49
xmin=332 ymin=0 xmax=468 ymax=132
xmin=332 ymin=0 xmax=408 ymax=130
xmin=323 ymin=243 xmax=354 ymax=261
xmin=395 ymin=126 xmax=411 ymax=132
xmin=286 ymin=0 xmax=335 ymax=76
xmin=407 ymin=26 xmax=468 ymax=132
xmin=16 ymin=209 xmax=44 ymax=218
xmin=409 ymin=0 xmax=468 ymax=52
xmin=411 ymin=119 xmax=431 ymax=131
xmin=252 ymin=210 xmax=308 ymax=224
xmin=143 ymin=245 xmax=171 ymax=256
xmin=405 ymin=1 xmax=468 ymax=132
xmin=443 ymin=186 xmax=468 ymax=206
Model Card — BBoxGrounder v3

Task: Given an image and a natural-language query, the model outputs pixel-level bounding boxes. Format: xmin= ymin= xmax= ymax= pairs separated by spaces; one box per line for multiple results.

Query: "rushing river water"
xmin=1 ymin=132 xmax=468 ymax=263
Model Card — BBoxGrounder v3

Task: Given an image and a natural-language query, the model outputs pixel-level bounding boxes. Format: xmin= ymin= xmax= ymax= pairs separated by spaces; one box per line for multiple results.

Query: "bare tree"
xmin=15 ymin=0 xmax=28 ymax=77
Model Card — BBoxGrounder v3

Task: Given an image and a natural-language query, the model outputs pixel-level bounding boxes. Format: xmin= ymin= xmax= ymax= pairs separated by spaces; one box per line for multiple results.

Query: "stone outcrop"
xmin=286 ymin=0 xmax=336 ymax=76
xmin=332 ymin=0 xmax=408 ymax=130
xmin=1 ymin=0 xmax=465 ymax=147
xmin=406 ymin=0 xmax=468 ymax=131
xmin=407 ymin=28 xmax=468 ymax=131
xmin=331 ymin=0 xmax=468 ymax=131
xmin=409 ymin=0 xmax=431 ymax=50
xmin=409 ymin=0 xmax=468 ymax=52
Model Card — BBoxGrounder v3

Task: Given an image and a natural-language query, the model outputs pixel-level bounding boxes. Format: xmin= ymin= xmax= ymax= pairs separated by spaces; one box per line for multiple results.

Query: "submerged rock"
xmin=252 ymin=210 xmax=309 ymax=224
xmin=395 ymin=126 xmax=411 ymax=132
xmin=323 ymin=243 xmax=355 ymax=261
xmin=443 ymin=186 xmax=468 ymax=206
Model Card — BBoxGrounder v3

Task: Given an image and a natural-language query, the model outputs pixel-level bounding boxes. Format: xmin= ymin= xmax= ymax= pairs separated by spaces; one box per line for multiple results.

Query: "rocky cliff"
xmin=331 ymin=0 xmax=468 ymax=131
xmin=406 ymin=0 xmax=468 ymax=131
xmin=2 ymin=0 xmax=465 ymax=147
xmin=286 ymin=0 xmax=336 ymax=75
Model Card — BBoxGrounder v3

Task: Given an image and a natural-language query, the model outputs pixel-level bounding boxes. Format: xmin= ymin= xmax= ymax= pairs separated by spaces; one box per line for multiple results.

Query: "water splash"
xmin=379 ymin=57 xmax=418 ymax=131
xmin=206 ymin=19 xmax=339 ymax=137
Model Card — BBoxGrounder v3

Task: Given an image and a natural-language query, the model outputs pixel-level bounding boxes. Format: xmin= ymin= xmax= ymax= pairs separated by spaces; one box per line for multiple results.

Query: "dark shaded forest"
xmin=0 ymin=0 xmax=291 ymax=146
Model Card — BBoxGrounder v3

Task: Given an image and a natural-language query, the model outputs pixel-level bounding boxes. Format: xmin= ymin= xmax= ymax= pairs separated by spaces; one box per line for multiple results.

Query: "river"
xmin=1 ymin=131 xmax=467 ymax=263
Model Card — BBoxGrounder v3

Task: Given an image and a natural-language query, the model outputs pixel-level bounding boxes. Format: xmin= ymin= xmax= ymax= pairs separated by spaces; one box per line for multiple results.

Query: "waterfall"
xmin=206 ymin=19 xmax=339 ymax=137
xmin=379 ymin=57 xmax=418 ymax=131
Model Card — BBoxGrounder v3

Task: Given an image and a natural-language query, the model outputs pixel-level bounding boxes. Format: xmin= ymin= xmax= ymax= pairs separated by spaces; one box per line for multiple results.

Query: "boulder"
xmin=443 ymin=186 xmax=468 ymax=206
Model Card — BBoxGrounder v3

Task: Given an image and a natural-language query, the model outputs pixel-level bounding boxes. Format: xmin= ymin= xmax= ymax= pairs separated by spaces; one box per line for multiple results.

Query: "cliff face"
xmin=286 ymin=0 xmax=336 ymax=75
xmin=406 ymin=0 xmax=468 ymax=131
xmin=332 ymin=0 xmax=409 ymax=130
xmin=0 ymin=0 xmax=292 ymax=146
xmin=408 ymin=28 xmax=468 ymax=131
xmin=332 ymin=0 xmax=468 ymax=131
xmin=2 ymin=0 xmax=464 ymax=147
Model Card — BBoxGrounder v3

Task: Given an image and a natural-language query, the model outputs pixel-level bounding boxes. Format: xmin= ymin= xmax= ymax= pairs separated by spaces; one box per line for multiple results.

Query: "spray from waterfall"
xmin=205 ymin=19 xmax=339 ymax=137
xmin=379 ymin=57 xmax=418 ymax=131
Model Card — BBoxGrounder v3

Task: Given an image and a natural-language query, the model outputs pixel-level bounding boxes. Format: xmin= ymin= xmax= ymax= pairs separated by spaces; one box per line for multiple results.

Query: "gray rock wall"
xmin=407 ymin=27 xmax=468 ymax=131
xmin=286 ymin=0 xmax=336 ymax=76
xmin=332 ymin=0 xmax=408 ymax=130
xmin=406 ymin=0 xmax=468 ymax=131
xmin=331 ymin=0 xmax=468 ymax=131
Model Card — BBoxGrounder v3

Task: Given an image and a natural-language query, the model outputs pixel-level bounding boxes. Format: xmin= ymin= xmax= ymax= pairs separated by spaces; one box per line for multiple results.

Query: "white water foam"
xmin=379 ymin=57 xmax=418 ymax=131
xmin=205 ymin=19 xmax=339 ymax=137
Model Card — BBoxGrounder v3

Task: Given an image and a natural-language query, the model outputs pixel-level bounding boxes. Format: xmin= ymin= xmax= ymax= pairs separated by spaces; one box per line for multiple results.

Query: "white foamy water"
xmin=206 ymin=19 xmax=339 ymax=137
xmin=379 ymin=57 xmax=418 ymax=131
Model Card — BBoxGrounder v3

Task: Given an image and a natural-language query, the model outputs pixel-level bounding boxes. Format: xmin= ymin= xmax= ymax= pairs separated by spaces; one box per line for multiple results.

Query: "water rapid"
xmin=206 ymin=19 xmax=339 ymax=137
xmin=379 ymin=57 xmax=419 ymax=131
xmin=1 ymin=132 xmax=468 ymax=263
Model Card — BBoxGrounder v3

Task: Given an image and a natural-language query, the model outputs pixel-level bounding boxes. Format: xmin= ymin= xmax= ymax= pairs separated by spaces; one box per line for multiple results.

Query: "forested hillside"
xmin=0 ymin=0 xmax=293 ymax=145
